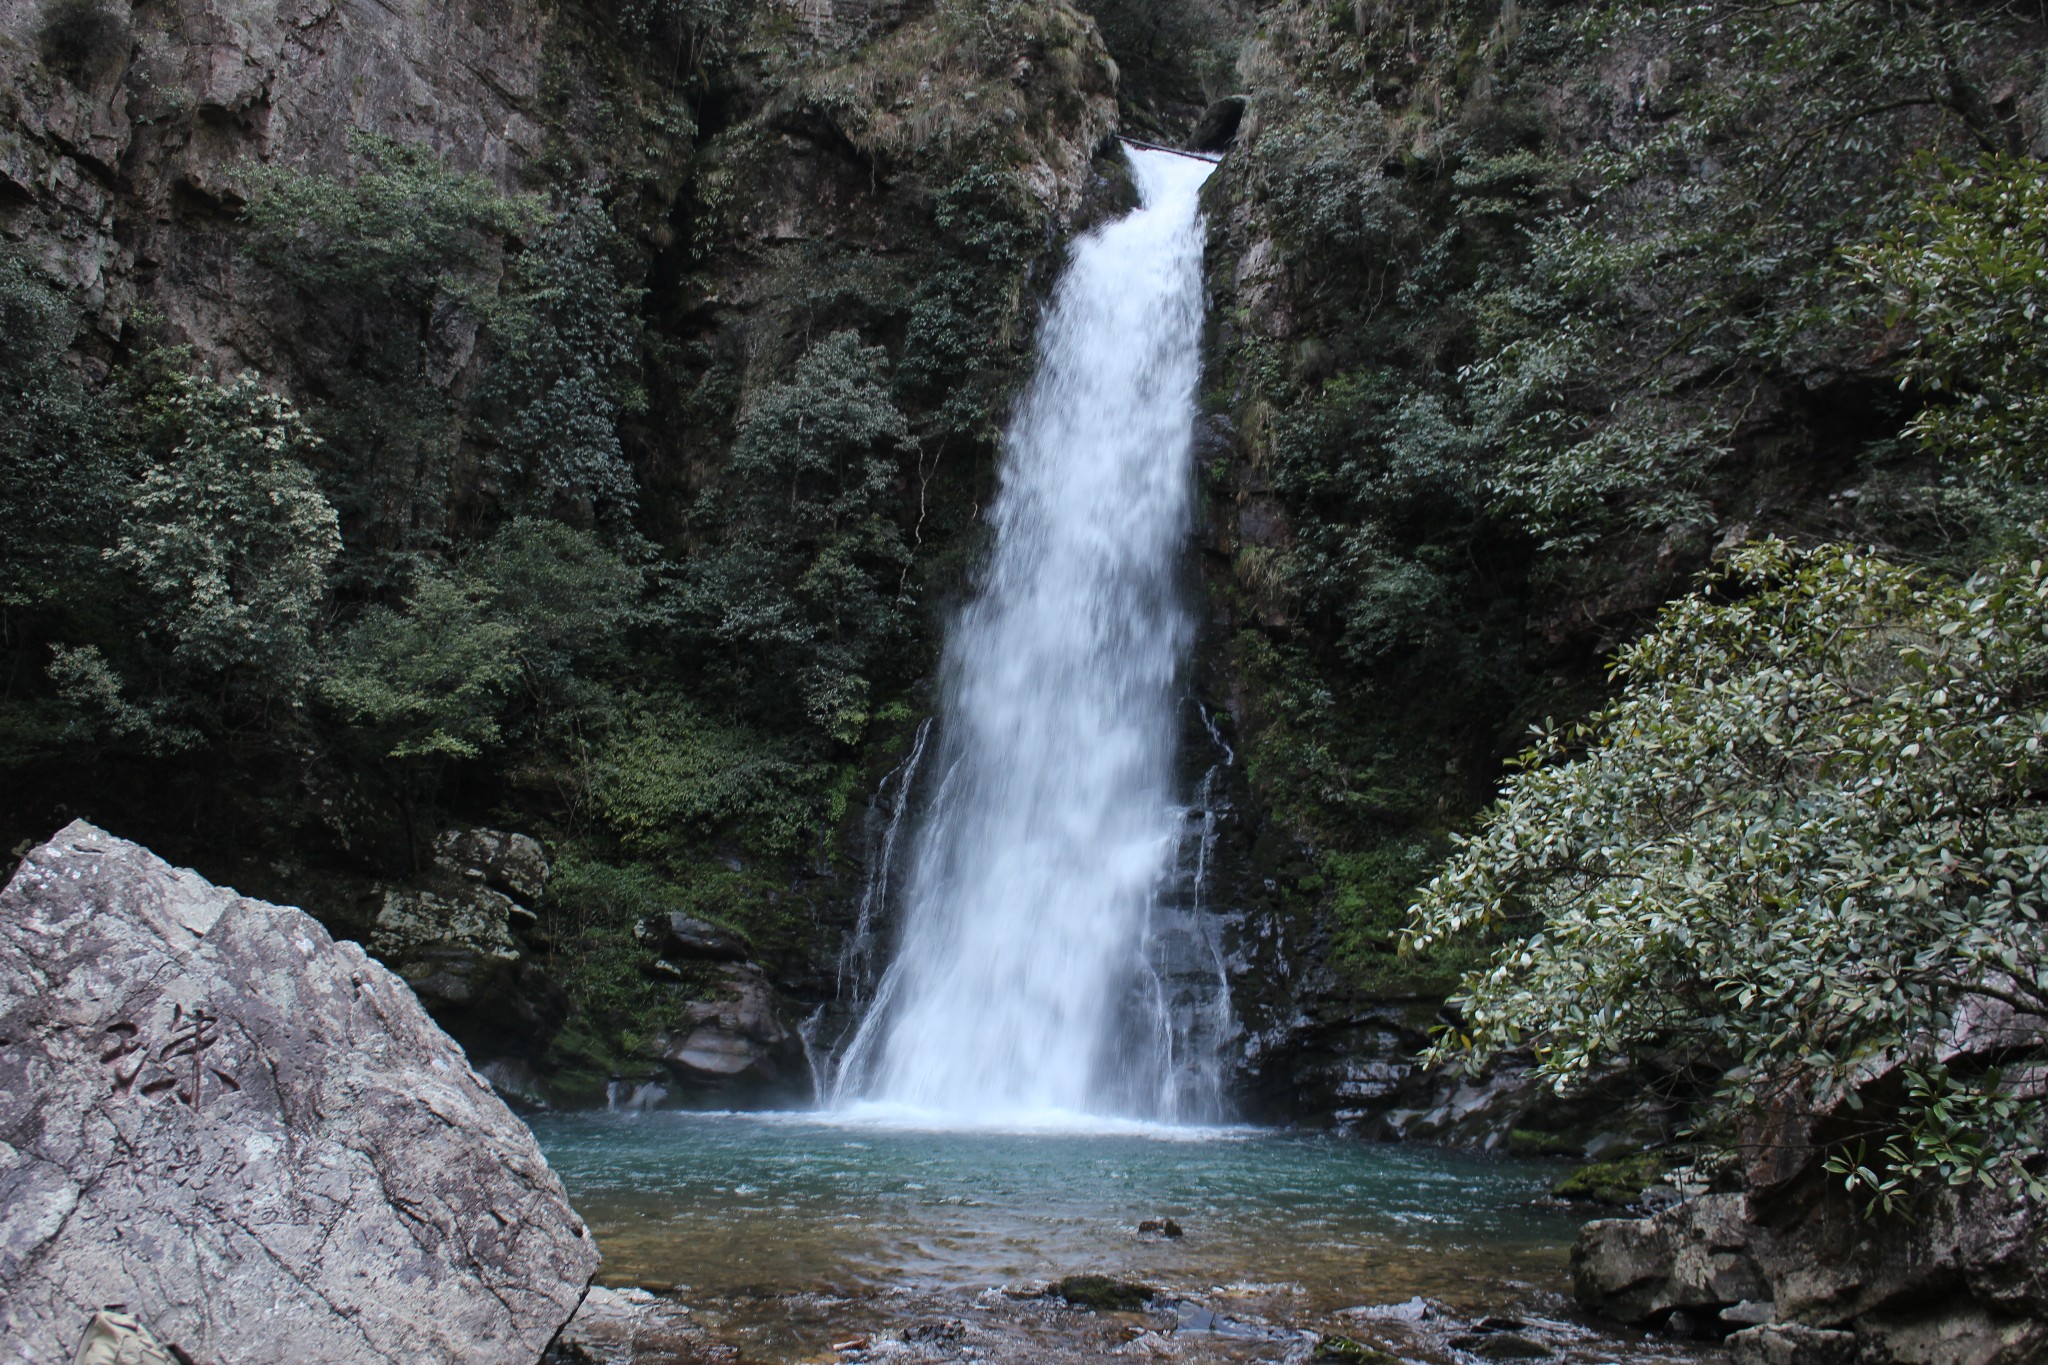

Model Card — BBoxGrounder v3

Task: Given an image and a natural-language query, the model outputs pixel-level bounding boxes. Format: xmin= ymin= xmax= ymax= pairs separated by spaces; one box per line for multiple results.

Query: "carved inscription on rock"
xmin=99 ymin=1004 xmax=243 ymax=1113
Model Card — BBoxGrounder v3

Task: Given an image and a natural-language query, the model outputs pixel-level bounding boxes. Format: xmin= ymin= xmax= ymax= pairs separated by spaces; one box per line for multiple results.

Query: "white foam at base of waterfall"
xmin=831 ymin=146 xmax=1221 ymax=1125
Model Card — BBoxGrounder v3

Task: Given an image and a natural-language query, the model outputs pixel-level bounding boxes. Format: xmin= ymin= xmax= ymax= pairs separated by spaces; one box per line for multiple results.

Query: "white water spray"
xmin=833 ymin=146 xmax=1220 ymax=1122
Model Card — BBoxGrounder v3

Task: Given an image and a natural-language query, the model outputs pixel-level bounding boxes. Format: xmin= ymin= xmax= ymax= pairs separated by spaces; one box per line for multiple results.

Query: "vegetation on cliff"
xmin=1197 ymin=0 xmax=2045 ymax=1113
xmin=1404 ymin=147 xmax=2048 ymax=1204
xmin=0 ymin=0 xmax=1115 ymax=1087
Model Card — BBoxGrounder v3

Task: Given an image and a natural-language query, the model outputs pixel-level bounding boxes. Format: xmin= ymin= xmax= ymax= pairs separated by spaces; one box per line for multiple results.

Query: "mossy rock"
xmin=1315 ymin=1336 xmax=1403 ymax=1365
xmin=1553 ymin=1152 xmax=1669 ymax=1206
xmin=1055 ymin=1275 xmax=1155 ymax=1311
xmin=1507 ymin=1128 xmax=1578 ymax=1157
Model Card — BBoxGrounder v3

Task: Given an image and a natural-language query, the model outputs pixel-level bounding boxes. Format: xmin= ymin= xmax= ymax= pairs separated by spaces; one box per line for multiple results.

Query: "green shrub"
xmin=591 ymin=700 xmax=826 ymax=859
xmin=242 ymin=131 xmax=540 ymax=309
xmin=1408 ymin=538 xmax=2048 ymax=1210
xmin=0 ymin=250 xmax=118 ymax=614
xmin=1855 ymin=155 xmax=2048 ymax=484
xmin=108 ymin=374 xmax=340 ymax=705
xmin=679 ymin=331 xmax=915 ymax=743
xmin=485 ymin=201 xmax=645 ymax=523
xmin=320 ymin=518 xmax=645 ymax=760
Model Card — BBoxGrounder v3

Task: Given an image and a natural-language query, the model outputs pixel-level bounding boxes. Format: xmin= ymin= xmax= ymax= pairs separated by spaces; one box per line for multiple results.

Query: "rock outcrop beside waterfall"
xmin=0 ymin=821 xmax=597 ymax=1363
xmin=1574 ymin=1182 xmax=2048 ymax=1363
xmin=1571 ymin=1006 xmax=2048 ymax=1364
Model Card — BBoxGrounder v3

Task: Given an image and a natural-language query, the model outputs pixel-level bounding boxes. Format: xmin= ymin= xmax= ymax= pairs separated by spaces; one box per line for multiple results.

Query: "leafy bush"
xmin=242 ymin=133 xmax=548 ymax=575
xmin=0 ymin=250 xmax=119 ymax=613
xmin=108 ymin=374 xmax=340 ymax=705
xmin=680 ymin=331 xmax=915 ymax=742
xmin=320 ymin=518 xmax=646 ymax=760
xmin=242 ymin=132 xmax=539 ymax=311
xmin=1856 ymin=155 xmax=2048 ymax=484
xmin=1456 ymin=0 xmax=2006 ymax=553
xmin=320 ymin=575 xmax=522 ymax=760
xmin=537 ymin=853 xmax=690 ymax=1058
xmin=591 ymin=699 xmax=828 ymax=859
xmin=1407 ymin=538 xmax=2048 ymax=1208
xmin=485 ymin=200 xmax=645 ymax=523
xmin=608 ymin=0 xmax=740 ymax=70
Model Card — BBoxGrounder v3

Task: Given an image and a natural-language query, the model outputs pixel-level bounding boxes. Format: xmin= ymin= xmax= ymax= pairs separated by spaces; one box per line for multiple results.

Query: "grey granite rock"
xmin=642 ymin=912 xmax=752 ymax=964
xmin=1573 ymin=1193 xmax=1767 ymax=1324
xmin=436 ymin=827 xmax=551 ymax=907
xmin=0 ymin=820 xmax=599 ymax=1364
xmin=643 ymin=964 xmax=799 ymax=1093
xmin=1725 ymin=1323 xmax=1856 ymax=1365
xmin=544 ymin=1285 xmax=740 ymax=1364
xmin=365 ymin=828 xmax=568 ymax=1072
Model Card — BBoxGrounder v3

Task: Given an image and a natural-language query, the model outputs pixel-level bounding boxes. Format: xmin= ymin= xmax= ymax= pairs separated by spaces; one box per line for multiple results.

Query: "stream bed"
xmin=531 ymin=1111 xmax=1724 ymax=1365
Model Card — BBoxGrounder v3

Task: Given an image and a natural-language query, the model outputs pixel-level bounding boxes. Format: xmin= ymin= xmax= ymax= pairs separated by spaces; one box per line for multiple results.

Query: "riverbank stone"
xmin=0 ymin=821 xmax=599 ymax=1363
xmin=1055 ymin=1275 xmax=1156 ymax=1311
xmin=1573 ymin=1193 xmax=1766 ymax=1324
xmin=1725 ymin=1324 xmax=1857 ymax=1365
xmin=545 ymin=1286 xmax=738 ymax=1364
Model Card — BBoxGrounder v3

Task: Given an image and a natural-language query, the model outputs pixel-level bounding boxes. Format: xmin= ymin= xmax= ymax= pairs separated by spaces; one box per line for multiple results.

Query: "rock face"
xmin=1573 ymin=1194 xmax=1769 ymax=1325
xmin=368 ymin=825 xmax=570 ymax=1080
xmin=1572 ymin=998 xmax=2048 ymax=1361
xmin=0 ymin=0 xmax=583 ymax=367
xmin=1574 ymin=1178 xmax=2048 ymax=1362
xmin=642 ymin=963 xmax=803 ymax=1098
xmin=643 ymin=912 xmax=753 ymax=964
xmin=0 ymin=821 xmax=598 ymax=1363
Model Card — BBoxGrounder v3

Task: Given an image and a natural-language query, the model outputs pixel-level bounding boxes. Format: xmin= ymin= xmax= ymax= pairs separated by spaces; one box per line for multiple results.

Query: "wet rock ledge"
xmin=0 ymin=821 xmax=599 ymax=1362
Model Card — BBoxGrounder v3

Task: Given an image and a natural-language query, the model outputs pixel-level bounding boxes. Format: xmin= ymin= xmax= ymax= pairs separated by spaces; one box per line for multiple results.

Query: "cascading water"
xmin=832 ymin=145 xmax=1222 ymax=1122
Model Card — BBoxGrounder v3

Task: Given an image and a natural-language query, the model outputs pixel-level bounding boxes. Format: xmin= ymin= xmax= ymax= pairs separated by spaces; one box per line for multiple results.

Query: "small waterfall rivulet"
xmin=832 ymin=145 xmax=1225 ymax=1123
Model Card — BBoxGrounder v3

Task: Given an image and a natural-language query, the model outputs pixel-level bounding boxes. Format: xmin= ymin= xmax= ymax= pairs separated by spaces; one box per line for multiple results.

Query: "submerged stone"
xmin=1055 ymin=1275 xmax=1156 ymax=1312
xmin=1313 ymin=1334 xmax=1404 ymax=1364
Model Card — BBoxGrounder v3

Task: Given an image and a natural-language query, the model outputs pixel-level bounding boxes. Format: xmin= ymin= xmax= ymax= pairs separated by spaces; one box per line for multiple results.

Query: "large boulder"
xmin=1572 ymin=1194 xmax=1768 ymax=1324
xmin=0 ymin=821 xmax=599 ymax=1363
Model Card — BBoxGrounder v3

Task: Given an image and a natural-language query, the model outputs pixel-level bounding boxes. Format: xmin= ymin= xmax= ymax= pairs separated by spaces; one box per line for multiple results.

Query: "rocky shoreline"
xmin=3 ymin=826 xmax=2039 ymax=1365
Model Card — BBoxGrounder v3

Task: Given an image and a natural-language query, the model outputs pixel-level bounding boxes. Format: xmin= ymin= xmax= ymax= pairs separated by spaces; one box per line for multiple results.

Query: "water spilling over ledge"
xmin=830 ymin=146 xmax=1227 ymax=1124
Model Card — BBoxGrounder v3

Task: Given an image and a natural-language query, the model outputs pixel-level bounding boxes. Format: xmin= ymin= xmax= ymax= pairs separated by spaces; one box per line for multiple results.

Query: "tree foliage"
xmin=0 ymin=250 xmax=120 ymax=612
xmin=485 ymin=200 xmax=646 ymax=523
xmin=320 ymin=518 xmax=645 ymax=760
xmin=1459 ymin=0 xmax=2022 ymax=552
xmin=242 ymin=133 xmax=552 ymax=578
xmin=682 ymin=331 xmax=914 ymax=743
xmin=1408 ymin=538 xmax=2048 ymax=1206
xmin=1856 ymin=155 xmax=2048 ymax=484
xmin=591 ymin=699 xmax=827 ymax=860
xmin=242 ymin=132 xmax=539 ymax=311
xmin=107 ymin=374 xmax=340 ymax=706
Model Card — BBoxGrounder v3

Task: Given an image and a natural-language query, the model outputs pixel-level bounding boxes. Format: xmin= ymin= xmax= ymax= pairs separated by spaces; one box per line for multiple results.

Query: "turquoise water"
xmin=530 ymin=1110 xmax=1589 ymax=1308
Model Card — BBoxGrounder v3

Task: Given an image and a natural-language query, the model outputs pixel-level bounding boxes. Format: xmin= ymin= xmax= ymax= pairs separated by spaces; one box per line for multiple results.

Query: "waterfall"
xmin=833 ymin=145 xmax=1221 ymax=1122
